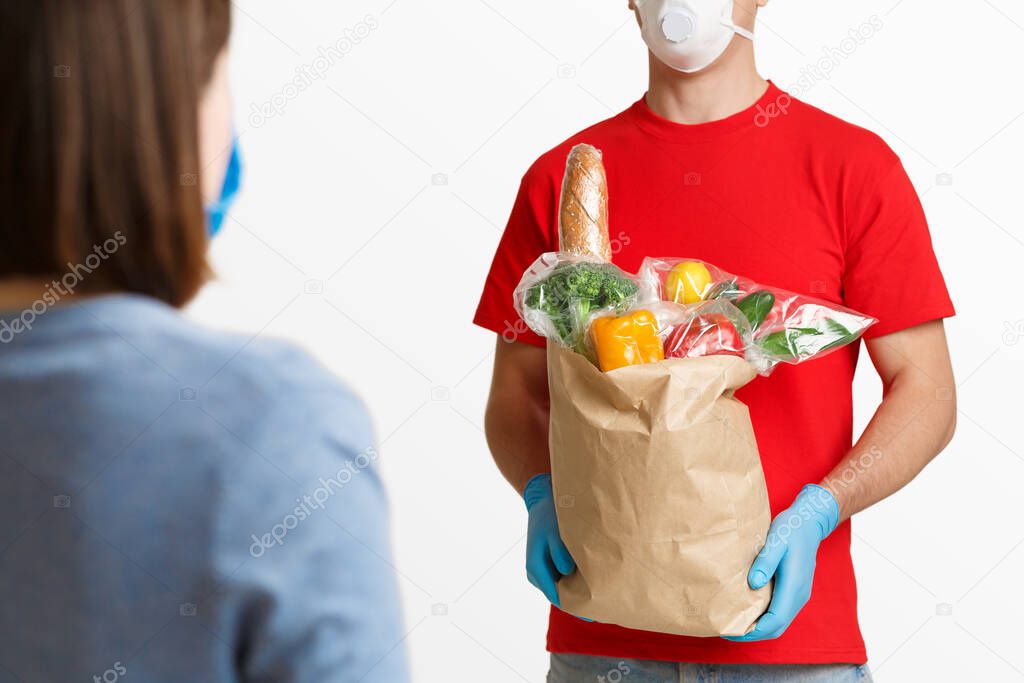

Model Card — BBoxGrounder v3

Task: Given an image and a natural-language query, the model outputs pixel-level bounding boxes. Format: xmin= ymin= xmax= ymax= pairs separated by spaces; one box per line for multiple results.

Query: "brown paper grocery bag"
xmin=547 ymin=343 xmax=772 ymax=637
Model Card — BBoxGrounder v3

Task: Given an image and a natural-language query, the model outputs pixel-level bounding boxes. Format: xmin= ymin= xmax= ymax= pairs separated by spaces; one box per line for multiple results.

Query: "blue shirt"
xmin=0 ymin=294 xmax=409 ymax=683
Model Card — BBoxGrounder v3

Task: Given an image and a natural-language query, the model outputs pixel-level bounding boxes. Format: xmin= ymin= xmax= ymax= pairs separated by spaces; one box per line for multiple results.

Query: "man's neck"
xmin=644 ymin=38 xmax=767 ymax=125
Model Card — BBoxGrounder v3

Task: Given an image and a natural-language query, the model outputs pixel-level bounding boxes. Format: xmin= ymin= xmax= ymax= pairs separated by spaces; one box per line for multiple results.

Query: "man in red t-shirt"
xmin=475 ymin=1 xmax=955 ymax=680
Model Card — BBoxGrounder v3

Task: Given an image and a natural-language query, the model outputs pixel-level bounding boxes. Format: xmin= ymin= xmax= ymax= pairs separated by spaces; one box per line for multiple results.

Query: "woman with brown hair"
xmin=0 ymin=2 xmax=408 ymax=681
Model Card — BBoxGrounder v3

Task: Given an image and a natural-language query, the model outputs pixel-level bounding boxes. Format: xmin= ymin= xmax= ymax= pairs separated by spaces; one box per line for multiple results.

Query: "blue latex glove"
xmin=523 ymin=474 xmax=577 ymax=606
xmin=725 ymin=484 xmax=840 ymax=642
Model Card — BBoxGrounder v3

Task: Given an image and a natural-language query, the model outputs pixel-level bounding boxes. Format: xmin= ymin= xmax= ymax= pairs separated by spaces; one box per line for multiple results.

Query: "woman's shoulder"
xmin=116 ymin=296 xmax=379 ymax=482
xmin=168 ymin=310 xmax=374 ymax=442
xmin=211 ymin=332 xmax=375 ymax=439
xmin=63 ymin=293 xmax=360 ymax=398
xmin=20 ymin=293 xmax=375 ymax=453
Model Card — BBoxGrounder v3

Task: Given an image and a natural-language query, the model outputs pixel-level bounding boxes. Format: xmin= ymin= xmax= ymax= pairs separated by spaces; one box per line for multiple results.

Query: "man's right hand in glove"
xmin=523 ymin=473 xmax=576 ymax=606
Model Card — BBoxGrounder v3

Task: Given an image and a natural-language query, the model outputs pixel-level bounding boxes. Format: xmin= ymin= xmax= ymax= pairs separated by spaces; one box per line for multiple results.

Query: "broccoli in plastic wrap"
xmin=520 ymin=258 xmax=639 ymax=356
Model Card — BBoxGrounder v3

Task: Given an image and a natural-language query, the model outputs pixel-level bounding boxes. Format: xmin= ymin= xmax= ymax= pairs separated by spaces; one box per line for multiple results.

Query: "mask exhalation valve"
xmin=661 ymin=9 xmax=696 ymax=43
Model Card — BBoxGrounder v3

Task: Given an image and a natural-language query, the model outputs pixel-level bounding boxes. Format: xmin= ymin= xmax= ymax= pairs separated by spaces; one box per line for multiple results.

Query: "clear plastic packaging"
xmin=514 ymin=252 xmax=640 ymax=359
xmin=657 ymin=300 xmax=752 ymax=361
xmin=558 ymin=144 xmax=612 ymax=261
xmin=638 ymin=257 xmax=876 ymax=374
xmin=584 ymin=300 xmax=752 ymax=372
xmin=514 ymin=253 xmax=875 ymax=375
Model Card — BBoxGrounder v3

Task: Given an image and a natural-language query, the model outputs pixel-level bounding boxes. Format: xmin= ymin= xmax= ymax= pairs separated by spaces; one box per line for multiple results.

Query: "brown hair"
xmin=0 ymin=0 xmax=231 ymax=307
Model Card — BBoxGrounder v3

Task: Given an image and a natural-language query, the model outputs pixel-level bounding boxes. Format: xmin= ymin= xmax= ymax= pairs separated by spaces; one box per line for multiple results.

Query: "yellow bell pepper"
xmin=590 ymin=310 xmax=665 ymax=372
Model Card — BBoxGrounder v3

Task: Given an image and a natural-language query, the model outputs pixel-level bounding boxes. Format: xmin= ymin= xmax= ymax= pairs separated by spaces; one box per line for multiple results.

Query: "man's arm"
xmin=822 ymin=319 xmax=956 ymax=520
xmin=484 ymin=338 xmax=551 ymax=494
xmin=485 ymin=337 xmax=578 ymax=606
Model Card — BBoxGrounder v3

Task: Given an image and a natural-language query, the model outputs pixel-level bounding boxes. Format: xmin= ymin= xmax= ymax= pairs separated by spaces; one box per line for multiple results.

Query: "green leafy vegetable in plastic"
xmin=820 ymin=318 xmax=857 ymax=352
xmin=736 ymin=290 xmax=775 ymax=330
xmin=758 ymin=318 xmax=861 ymax=361
xmin=524 ymin=261 xmax=639 ymax=355
xmin=757 ymin=327 xmax=821 ymax=359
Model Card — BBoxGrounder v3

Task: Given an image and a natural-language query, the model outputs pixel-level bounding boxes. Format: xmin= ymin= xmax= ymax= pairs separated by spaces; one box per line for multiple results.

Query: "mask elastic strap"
xmin=727 ymin=22 xmax=755 ymax=40
xmin=721 ymin=4 xmax=755 ymax=40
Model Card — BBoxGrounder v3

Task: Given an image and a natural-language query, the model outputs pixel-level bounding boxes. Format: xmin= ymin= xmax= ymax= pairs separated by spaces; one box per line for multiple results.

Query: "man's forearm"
xmin=485 ymin=340 xmax=552 ymax=494
xmin=485 ymin=395 xmax=550 ymax=495
xmin=822 ymin=344 xmax=956 ymax=522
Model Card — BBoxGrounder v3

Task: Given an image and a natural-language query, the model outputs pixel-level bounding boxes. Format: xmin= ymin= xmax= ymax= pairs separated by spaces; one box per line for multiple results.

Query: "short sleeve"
xmin=842 ymin=160 xmax=954 ymax=338
xmin=473 ymin=165 xmax=557 ymax=347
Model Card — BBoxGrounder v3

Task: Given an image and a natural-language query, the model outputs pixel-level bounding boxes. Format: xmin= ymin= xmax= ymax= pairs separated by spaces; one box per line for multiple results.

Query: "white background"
xmin=193 ymin=1 xmax=1024 ymax=680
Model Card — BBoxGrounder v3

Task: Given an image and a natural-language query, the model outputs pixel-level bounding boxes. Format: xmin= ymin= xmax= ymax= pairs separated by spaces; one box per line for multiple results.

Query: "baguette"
xmin=557 ymin=144 xmax=612 ymax=261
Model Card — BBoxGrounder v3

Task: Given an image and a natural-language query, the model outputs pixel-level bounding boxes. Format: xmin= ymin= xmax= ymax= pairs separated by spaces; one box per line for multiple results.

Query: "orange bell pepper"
xmin=590 ymin=310 xmax=665 ymax=372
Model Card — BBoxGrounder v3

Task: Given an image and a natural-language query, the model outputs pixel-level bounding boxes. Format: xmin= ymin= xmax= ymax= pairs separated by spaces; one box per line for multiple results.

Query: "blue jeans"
xmin=548 ymin=654 xmax=873 ymax=682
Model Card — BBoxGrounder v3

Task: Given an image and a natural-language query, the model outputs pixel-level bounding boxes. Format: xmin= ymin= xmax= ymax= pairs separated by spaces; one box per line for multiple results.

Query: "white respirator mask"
xmin=634 ymin=0 xmax=754 ymax=73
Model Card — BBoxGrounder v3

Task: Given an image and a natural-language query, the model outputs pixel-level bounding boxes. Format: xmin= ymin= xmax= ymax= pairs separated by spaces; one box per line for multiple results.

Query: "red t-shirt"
xmin=473 ymin=82 xmax=954 ymax=665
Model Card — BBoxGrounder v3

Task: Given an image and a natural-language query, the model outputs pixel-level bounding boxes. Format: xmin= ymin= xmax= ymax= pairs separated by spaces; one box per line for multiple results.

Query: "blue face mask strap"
xmin=206 ymin=138 xmax=242 ymax=237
